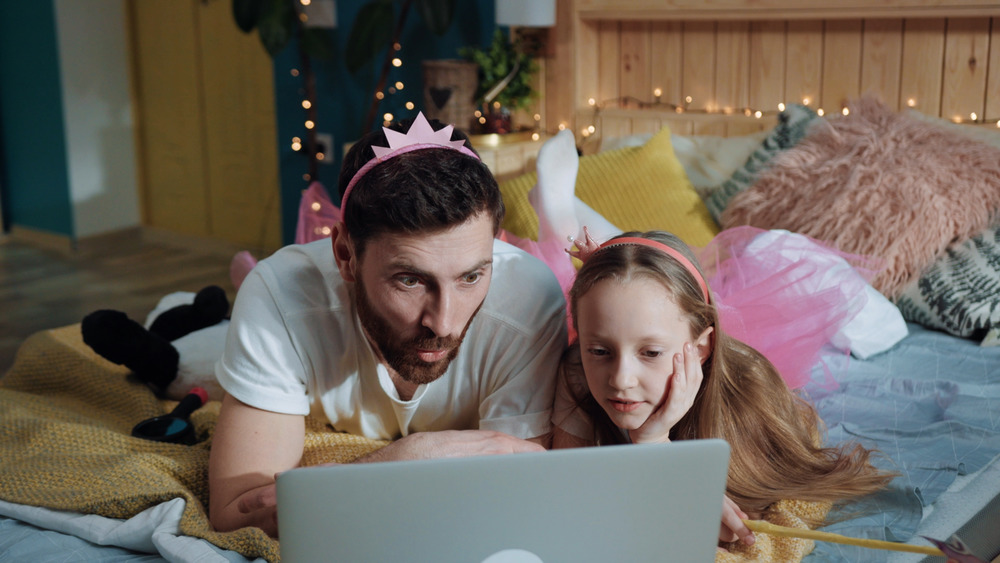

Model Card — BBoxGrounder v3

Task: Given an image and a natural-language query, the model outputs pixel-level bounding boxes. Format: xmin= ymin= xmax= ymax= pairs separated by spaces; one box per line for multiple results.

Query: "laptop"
xmin=276 ymin=439 xmax=731 ymax=563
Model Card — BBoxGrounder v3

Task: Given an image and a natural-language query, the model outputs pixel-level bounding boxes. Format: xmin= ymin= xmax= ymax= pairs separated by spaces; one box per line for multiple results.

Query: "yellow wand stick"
xmin=744 ymin=520 xmax=945 ymax=557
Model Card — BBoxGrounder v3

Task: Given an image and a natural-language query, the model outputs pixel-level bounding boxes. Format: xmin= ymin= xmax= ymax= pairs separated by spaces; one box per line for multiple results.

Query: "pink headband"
xmin=597 ymin=237 xmax=711 ymax=304
xmin=340 ymin=112 xmax=481 ymax=212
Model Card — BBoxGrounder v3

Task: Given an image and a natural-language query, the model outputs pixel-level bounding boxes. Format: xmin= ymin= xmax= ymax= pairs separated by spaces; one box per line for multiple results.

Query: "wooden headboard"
xmin=539 ymin=0 xmax=1000 ymax=146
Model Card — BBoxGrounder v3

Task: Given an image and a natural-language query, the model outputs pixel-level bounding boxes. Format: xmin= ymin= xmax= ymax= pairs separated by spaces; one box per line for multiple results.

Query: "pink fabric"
xmin=697 ymin=226 xmax=878 ymax=389
xmin=297 ymin=181 xmax=342 ymax=245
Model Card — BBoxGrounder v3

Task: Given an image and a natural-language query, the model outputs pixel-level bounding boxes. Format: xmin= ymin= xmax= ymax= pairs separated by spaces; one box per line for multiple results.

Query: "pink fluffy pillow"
xmin=721 ymin=97 xmax=1000 ymax=298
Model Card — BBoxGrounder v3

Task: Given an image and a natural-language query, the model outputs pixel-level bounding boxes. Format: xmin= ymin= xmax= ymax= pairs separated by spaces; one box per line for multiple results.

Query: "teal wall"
xmin=0 ymin=1 xmax=73 ymax=237
xmin=273 ymin=0 xmax=497 ymax=244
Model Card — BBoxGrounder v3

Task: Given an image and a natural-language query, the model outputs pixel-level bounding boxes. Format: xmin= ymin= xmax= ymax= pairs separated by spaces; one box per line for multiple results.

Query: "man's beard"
xmin=354 ymin=278 xmax=479 ymax=385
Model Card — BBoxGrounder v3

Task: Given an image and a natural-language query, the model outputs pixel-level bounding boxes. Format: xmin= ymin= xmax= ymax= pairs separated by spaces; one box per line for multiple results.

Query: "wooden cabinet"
xmin=128 ymin=0 xmax=281 ymax=252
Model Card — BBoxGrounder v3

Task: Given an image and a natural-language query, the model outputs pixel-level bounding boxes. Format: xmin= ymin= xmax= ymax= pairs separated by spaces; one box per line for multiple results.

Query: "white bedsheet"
xmin=0 ymin=497 xmax=261 ymax=562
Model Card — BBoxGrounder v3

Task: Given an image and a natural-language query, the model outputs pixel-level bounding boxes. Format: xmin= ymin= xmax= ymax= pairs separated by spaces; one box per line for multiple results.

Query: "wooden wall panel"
xmin=597 ymin=21 xmax=621 ymax=104
xmin=575 ymin=20 xmax=600 ymax=110
xmin=650 ymin=21 xmax=684 ymax=105
xmin=560 ymin=3 xmax=999 ymax=139
xmin=785 ymin=20 xmax=824 ymax=107
xmin=941 ymin=18 xmax=991 ymax=122
xmin=748 ymin=21 xmax=787 ymax=112
xmin=715 ymin=22 xmax=750 ymax=112
xmin=620 ymin=22 xmax=652 ymax=103
xmin=988 ymin=20 xmax=1000 ymax=124
xmin=821 ymin=20 xmax=863 ymax=111
xmin=861 ymin=19 xmax=904 ymax=109
xmin=682 ymin=22 xmax=716 ymax=110
xmin=899 ymin=18 xmax=946 ymax=116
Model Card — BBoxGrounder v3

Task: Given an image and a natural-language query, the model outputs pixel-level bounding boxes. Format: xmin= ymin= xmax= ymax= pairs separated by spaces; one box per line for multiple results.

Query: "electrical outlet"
xmin=315 ymin=133 xmax=334 ymax=164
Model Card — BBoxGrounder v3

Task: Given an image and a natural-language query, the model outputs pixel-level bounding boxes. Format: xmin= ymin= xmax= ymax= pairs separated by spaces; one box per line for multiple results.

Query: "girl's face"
xmin=575 ymin=277 xmax=708 ymax=431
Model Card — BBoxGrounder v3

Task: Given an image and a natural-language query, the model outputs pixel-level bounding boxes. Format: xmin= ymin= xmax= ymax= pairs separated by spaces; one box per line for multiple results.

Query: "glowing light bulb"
xmin=778 ymin=102 xmax=786 ymax=111
xmin=311 ymin=202 xmax=321 ymax=211
xmin=842 ymin=107 xmax=850 ymax=116
xmin=531 ymin=133 xmax=540 ymax=141
xmin=754 ymin=110 xmax=763 ymax=118
xmin=290 ymin=69 xmax=300 ymax=77
xmin=395 ymin=81 xmax=404 ymax=90
xmin=817 ymin=108 xmax=825 ymax=117
xmin=802 ymin=97 xmax=811 ymax=106
xmin=321 ymin=226 xmax=331 ymax=236
xmin=302 ymin=100 xmax=311 ymax=109
xmin=970 ymin=112 xmax=978 ymax=122
xmin=300 ymin=0 xmax=311 ymax=5
xmin=405 ymin=101 xmax=414 ymax=110
xmin=305 ymin=120 xmax=315 ymax=129
xmin=533 ymin=114 xmax=541 ymax=121
xmin=581 ymin=128 xmax=591 ymax=137
xmin=391 ymin=58 xmax=402 ymax=67
xmin=587 ymin=125 xmax=596 ymax=133
xmin=653 ymin=88 xmax=662 ymax=97
xmin=375 ymin=92 xmax=384 ymax=100
xmin=383 ymin=113 xmax=394 ymax=122
xmin=907 ymin=98 xmax=917 ymax=107
xmin=588 ymin=98 xmax=596 ymax=106
xmin=558 ymin=123 xmax=567 ymax=131
xmin=685 ymin=95 xmax=693 ymax=104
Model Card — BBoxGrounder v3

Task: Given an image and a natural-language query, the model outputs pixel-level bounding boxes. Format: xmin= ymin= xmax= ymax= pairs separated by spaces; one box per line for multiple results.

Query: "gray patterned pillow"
xmin=894 ymin=224 xmax=1000 ymax=345
xmin=704 ymin=103 xmax=819 ymax=224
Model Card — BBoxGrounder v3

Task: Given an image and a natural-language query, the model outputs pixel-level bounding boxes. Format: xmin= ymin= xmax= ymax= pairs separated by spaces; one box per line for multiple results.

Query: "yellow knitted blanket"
xmin=0 ymin=325 xmax=389 ymax=562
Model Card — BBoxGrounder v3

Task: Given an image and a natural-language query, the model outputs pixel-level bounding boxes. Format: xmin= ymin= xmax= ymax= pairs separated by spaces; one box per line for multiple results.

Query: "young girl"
xmin=551 ymin=229 xmax=895 ymax=552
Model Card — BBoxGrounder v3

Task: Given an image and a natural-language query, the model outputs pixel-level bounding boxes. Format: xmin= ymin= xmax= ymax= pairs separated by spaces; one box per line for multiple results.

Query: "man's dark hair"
xmin=337 ymin=117 xmax=504 ymax=257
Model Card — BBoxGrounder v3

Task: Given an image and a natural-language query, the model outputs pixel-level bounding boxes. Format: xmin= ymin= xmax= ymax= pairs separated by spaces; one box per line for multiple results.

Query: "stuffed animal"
xmin=81 ymin=285 xmax=229 ymax=401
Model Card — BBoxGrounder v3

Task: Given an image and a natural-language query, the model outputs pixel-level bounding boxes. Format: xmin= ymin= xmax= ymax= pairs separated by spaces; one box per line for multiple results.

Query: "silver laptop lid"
xmin=277 ymin=439 xmax=730 ymax=563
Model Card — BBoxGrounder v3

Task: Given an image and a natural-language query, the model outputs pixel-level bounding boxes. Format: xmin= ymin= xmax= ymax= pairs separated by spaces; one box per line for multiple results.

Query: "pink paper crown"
xmin=340 ymin=112 xmax=481 ymax=212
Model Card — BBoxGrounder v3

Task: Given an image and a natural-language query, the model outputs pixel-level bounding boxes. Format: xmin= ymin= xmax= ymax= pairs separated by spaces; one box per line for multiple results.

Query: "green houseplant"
xmin=460 ymin=29 xmax=538 ymax=134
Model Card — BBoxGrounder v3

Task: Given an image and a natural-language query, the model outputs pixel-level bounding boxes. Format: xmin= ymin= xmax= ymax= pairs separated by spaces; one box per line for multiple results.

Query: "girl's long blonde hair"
xmin=567 ymin=230 xmax=894 ymax=516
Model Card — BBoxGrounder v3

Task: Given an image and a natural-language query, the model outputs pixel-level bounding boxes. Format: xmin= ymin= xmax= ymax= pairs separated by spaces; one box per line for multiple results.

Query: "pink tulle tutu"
xmin=697 ymin=226 xmax=878 ymax=389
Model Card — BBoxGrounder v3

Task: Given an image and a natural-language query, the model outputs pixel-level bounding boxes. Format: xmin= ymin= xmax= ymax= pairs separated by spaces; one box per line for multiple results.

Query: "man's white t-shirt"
xmin=216 ymin=238 xmax=567 ymax=441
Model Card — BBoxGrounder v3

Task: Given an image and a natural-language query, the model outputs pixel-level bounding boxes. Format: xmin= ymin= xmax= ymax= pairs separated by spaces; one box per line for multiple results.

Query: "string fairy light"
xmin=580 ymin=88 xmax=1000 ymax=140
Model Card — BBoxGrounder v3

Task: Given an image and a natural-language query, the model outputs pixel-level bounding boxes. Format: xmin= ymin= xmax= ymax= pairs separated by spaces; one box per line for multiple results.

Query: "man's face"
xmin=352 ymin=213 xmax=495 ymax=385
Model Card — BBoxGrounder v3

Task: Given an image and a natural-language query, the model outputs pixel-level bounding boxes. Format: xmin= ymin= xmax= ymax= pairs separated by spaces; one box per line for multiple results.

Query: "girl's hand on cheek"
xmin=629 ymin=342 xmax=704 ymax=444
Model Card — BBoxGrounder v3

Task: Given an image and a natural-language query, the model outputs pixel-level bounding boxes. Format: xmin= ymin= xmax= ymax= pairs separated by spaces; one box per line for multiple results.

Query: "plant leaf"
xmin=415 ymin=0 xmax=455 ymax=35
xmin=256 ymin=0 xmax=296 ymax=56
xmin=232 ymin=0 xmax=265 ymax=33
xmin=300 ymin=27 xmax=334 ymax=61
xmin=345 ymin=0 xmax=395 ymax=74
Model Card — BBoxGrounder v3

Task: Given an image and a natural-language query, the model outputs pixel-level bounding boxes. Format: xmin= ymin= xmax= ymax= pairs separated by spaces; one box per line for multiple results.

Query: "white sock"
xmin=529 ymin=129 xmax=580 ymax=242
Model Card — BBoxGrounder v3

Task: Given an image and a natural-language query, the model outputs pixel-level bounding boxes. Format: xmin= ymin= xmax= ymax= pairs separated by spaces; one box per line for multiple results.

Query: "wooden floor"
xmin=0 ymin=232 xmax=242 ymax=376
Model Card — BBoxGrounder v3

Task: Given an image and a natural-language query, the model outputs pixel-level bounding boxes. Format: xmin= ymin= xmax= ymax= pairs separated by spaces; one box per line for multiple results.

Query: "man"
xmin=208 ymin=114 xmax=567 ymax=536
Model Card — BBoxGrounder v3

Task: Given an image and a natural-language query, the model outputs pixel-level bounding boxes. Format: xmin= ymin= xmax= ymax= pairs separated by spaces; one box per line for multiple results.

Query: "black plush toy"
xmin=81 ymin=285 xmax=230 ymax=400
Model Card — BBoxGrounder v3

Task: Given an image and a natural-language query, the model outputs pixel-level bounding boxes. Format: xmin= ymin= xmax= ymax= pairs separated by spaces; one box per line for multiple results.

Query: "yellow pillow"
xmin=498 ymin=125 xmax=720 ymax=248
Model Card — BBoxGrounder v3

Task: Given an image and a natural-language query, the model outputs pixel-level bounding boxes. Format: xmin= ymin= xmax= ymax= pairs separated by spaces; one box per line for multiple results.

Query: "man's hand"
xmin=354 ymin=429 xmax=544 ymax=463
xmin=629 ymin=342 xmax=704 ymax=444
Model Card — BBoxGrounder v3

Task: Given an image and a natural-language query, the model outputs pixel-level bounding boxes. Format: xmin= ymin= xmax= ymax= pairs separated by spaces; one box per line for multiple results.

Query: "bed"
xmin=3 ymin=2 xmax=1000 ymax=561
xmin=521 ymin=1 xmax=1000 ymax=561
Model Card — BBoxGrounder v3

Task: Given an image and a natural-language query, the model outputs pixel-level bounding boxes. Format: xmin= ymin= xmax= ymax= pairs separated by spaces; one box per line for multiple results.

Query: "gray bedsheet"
xmin=804 ymin=323 xmax=1000 ymax=562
